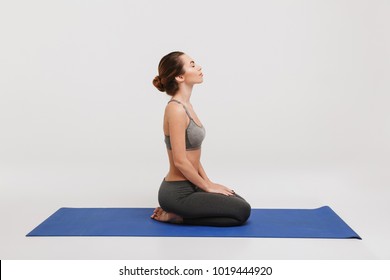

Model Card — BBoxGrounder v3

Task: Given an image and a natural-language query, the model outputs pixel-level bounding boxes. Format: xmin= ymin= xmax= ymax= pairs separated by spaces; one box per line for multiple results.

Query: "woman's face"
xmin=179 ymin=54 xmax=203 ymax=85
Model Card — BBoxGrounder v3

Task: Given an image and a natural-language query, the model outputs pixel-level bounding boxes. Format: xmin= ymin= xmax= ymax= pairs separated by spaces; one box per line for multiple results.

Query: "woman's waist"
xmin=164 ymin=172 xmax=190 ymax=182
xmin=165 ymin=163 xmax=200 ymax=180
xmin=160 ymin=177 xmax=198 ymax=190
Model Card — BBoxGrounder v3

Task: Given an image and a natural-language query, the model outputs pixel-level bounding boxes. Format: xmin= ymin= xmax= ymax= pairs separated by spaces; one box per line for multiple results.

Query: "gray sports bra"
xmin=164 ymin=99 xmax=206 ymax=151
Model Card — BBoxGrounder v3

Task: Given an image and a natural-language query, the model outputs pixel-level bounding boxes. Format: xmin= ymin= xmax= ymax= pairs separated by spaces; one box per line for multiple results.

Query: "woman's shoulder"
xmin=165 ymin=101 xmax=187 ymax=116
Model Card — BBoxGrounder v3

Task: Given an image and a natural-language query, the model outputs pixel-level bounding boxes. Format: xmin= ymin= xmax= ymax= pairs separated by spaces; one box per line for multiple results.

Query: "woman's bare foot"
xmin=151 ymin=207 xmax=183 ymax=224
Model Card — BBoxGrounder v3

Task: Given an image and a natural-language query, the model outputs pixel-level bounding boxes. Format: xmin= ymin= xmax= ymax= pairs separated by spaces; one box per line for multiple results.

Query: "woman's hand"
xmin=205 ymin=182 xmax=235 ymax=196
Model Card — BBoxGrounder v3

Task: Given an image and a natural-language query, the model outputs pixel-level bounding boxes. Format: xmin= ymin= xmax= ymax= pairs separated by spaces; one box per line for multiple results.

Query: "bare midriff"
xmin=164 ymin=149 xmax=201 ymax=181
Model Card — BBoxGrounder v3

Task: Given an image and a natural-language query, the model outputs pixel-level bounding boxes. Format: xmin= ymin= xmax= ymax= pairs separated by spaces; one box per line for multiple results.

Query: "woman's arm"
xmin=198 ymin=161 xmax=211 ymax=183
xmin=167 ymin=103 xmax=234 ymax=196
xmin=168 ymin=104 xmax=211 ymax=191
xmin=198 ymin=161 xmax=236 ymax=195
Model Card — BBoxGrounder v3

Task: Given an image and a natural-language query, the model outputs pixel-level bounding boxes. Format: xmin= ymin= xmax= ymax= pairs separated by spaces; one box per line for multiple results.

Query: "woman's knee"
xmin=237 ymin=200 xmax=251 ymax=224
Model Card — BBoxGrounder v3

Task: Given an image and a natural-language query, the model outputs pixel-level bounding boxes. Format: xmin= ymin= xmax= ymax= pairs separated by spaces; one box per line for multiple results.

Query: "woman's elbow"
xmin=173 ymin=157 xmax=187 ymax=169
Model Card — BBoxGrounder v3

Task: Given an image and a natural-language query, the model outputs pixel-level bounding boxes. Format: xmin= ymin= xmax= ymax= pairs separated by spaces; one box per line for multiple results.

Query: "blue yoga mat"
xmin=26 ymin=206 xmax=361 ymax=239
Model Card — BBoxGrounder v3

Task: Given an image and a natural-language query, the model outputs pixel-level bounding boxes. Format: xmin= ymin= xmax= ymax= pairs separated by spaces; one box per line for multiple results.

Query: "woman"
xmin=151 ymin=51 xmax=251 ymax=226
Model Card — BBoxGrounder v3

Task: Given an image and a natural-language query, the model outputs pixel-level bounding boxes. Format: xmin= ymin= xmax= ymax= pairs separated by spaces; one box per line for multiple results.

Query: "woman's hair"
xmin=153 ymin=51 xmax=185 ymax=96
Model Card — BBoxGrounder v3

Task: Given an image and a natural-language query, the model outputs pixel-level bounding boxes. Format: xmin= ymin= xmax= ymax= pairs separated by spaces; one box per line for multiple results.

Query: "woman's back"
xmin=163 ymin=100 xmax=204 ymax=181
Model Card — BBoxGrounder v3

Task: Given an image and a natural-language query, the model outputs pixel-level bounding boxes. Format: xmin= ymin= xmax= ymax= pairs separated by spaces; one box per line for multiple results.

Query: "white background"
xmin=0 ymin=0 xmax=389 ymax=259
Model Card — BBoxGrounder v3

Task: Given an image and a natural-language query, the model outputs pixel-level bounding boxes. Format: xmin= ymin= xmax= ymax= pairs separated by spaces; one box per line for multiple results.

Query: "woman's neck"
xmin=172 ymin=84 xmax=193 ymax=105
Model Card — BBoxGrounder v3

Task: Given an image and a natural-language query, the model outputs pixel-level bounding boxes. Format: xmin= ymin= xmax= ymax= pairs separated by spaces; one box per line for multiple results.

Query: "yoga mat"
xmin=26 ymin=206 xmax=361 ymax=239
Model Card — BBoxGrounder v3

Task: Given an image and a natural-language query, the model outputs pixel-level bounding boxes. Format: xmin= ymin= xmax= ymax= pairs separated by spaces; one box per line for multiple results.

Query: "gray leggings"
xmin=158 ymin=178 xmax=251 ymax=227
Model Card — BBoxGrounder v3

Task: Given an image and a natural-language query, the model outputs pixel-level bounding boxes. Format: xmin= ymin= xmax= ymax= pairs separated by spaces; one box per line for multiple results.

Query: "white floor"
xmin=1 ymin=160 xmax=389 ymax=260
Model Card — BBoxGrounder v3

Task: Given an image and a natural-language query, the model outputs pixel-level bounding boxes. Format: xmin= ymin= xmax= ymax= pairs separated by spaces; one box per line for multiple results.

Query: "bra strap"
xmin=168 ymin=99 xmax=193 ymax=120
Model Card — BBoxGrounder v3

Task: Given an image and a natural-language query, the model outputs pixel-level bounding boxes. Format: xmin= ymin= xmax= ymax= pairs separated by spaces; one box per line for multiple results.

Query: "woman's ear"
xmin=175 ymin=75 xmax=184 ymax=83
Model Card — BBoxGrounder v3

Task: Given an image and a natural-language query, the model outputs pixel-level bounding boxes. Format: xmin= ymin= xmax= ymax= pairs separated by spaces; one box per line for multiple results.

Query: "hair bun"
xmin=153 ymin=75 xmax=165 ymax=92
